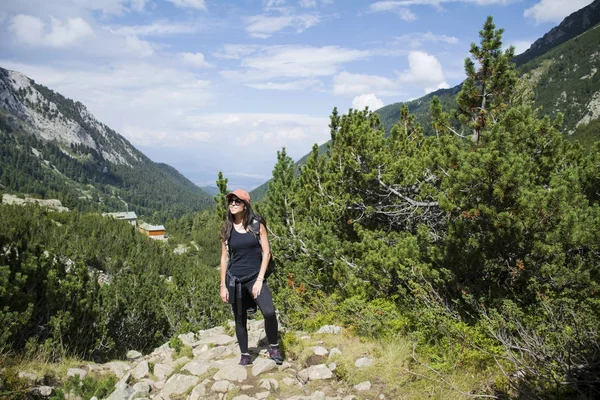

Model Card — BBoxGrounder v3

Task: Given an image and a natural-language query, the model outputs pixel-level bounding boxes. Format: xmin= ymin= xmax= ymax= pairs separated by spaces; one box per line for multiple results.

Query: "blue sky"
xmin=0 ymin=0 xmax=594 ymax=190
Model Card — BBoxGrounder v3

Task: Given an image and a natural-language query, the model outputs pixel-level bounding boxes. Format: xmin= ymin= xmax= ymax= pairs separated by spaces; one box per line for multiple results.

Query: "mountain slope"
xmin=0 ymin=67 xmax=212 ymax=219
xmin=377 ymin=0 xmax=600 ymax=137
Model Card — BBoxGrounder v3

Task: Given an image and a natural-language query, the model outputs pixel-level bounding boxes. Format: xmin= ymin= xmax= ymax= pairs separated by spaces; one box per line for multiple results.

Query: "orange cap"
xmin=226 ymin=189 xmax=251 ymax=204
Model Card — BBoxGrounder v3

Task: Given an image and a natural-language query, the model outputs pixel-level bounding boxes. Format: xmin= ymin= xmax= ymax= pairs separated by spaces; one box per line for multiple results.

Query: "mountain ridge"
xmin=0 ymin=67 xmax=212 ymax=220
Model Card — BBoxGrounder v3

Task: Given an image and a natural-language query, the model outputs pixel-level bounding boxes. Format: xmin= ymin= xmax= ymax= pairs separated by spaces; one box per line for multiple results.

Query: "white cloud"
xmin=510 ymin=40 xmax=533 ymax=55
xmin=185 ymin=112 xmax=330 ymax=154
xmin=395 ymin=31 xmax=459 ymax=48
xmin=369 ymin=0 xmax=515 ymax=18
xmin=245 ymin=13 xmax=321 ymax=38
xmin=221 ymin=45 xmax=370 ymax=82
xmin=0 ymin=0 xmax=150 ymax=18
xmin=370 ymin=0 xmax=513 ymax=8
xmin=333 ymin=71 xmax=399 ymax=96
xmin=125 ymin=35 xmax=154 ymax=57
xmin=110 ymin=21 xmax=201 ymax=36
xmin=213 ymin=44 xmax=261 ymax=59
xmin=352 ymin=93 xmax=384 ymax=111
xmin=299 ymin=0 xmax=317 ymax=7
xmin=123 ymin=126 xmax=214 ymax=147
xmin=166 ymin=0 xmax=207 ymax=10
xmin=246 ymin=15 xmax=294 ymax=38
xmin=181 ymin=52 xmax=213 ymax=68
xmin=10 ymin=14 xmax=93 ymax=48
xmin=524 ymin=0 xmax=593 ymax=24
xmin=0 ymin=60 xmax=214 ymax=147
xmin=399 ymin=51 xmax=449 ymax=93
xmin=245 ymin=79 xmax=323 ymax=91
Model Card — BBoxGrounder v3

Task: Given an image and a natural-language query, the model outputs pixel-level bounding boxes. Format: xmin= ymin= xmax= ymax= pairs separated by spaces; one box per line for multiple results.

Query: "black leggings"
xmin=232 ymin=279 xmax=278 ymax=354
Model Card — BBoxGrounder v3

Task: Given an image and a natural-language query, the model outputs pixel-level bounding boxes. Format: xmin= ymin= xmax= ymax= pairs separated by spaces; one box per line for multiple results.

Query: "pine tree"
xmin=214 ymin=171 xmax=228 ymax=221
xmin=456 ymin=16 xmax=516 ymax=144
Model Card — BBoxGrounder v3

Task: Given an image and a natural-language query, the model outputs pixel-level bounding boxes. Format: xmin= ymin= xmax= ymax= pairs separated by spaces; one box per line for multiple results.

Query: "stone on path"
xmin=195 ymin=345 xmax=233 ymax=360
xmin=354 ymin=357 xmax=373 ymax=368
xmin=131 ymin=360 xmax=149 ymax=380
xmin=188 ymin=383 xmax=207 ymax=400
xmin=259 ymin=378 xmax=279 ymax=390
xmin=256 ymin=392 xmax=270 ymax=399
xmin=282 ymin=377 xmax=298 ymax=386
xmin=316 ymin=325 xmax=343 ymax=334
xmin=354 ymin=381 xmax=372 ymax=391
xmin=298 ymin=364 xmax=334 ymax=382
xmin=160 ymin=373 xmax=199 ymax=397
xmin=251 ymin=358 xmax=276 ymax=376
xmin=312 ymin=346 xmax=329 ymax=356
xmin=106 ymin=382 xmax=134 ymax=400
xmin=232 ymin=395 xmax=255 ymax=400
xmin=153 ymin=363 xmax=174 ymax=380
xmin=18 ymin=372 xmax=39 ymax=384
xmin=126 ymin=350 xmax=142 ymax=360
xmin=178 ymin=332 xmax=196 ymax=346
xmin=329 ymin=347 xmax=343 ymax=358
xmin=213 ymin=364 xmax=248 ymax=382
xmin=211 ymin=380 xmax=235 ymax=393
xmin=182 ymin=360 xmax=211 ymax=376
xmin=104 ymin=362 xmax=131 ymax=379
xmin=132 ymin=381 xmax=150 ymax=394
xmin=67 ymin=368 xmax=87 ymax=380
xmin=31 ymin=386 xmax=54 ymax=397
xmin=196 ymin=334 xmax=236 ymax=346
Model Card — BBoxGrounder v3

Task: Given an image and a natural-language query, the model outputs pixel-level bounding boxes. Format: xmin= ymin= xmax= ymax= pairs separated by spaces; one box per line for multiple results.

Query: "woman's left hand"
xmin=252 ymin=280 xmax=263 ymax=299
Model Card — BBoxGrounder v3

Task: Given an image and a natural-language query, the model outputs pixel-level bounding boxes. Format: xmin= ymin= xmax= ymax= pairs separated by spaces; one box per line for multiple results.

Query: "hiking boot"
xmin=268 ymin=346 xmax=283 ymax=365
xmin=239 ymin=354 xmax=252 ymax=366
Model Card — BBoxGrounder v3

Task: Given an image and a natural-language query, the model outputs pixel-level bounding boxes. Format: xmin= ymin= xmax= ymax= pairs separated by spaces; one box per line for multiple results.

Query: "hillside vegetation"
xmin=0 ymin=204 xmax=229 ymax=362
xmin=257 ymin=17 xmax=600 ymax=398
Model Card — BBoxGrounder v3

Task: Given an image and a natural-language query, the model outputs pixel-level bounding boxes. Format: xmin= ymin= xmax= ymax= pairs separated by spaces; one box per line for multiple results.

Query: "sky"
xmin=0 ymin=0 xmax=594 ymax=190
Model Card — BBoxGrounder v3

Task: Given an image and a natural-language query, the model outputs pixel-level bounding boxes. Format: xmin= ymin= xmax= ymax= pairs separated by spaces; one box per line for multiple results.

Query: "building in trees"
xmin=103 ymin=211 xmax=138 ymax=226
xmin=139 ymin=222 xmax=166 ymax=239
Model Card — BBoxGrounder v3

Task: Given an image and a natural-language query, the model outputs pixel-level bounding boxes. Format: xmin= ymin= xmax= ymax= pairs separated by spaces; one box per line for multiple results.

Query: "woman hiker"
xmin=219 ymin=188 xmax=283 ymax=366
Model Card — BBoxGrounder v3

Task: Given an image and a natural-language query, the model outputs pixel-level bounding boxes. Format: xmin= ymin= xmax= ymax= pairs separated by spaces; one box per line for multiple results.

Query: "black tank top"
xmin=229 ymin=228 xmax=262 ymax=277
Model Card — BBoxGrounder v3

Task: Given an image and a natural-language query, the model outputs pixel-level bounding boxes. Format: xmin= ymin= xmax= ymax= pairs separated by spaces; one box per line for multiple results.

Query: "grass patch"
xmin=281 ymin=329 xmax=501 ymax=399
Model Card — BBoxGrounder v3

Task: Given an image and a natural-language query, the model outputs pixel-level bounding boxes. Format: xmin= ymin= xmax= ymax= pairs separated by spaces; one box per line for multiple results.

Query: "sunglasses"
xmin=228 ymin=198 xmax=244 ymax=206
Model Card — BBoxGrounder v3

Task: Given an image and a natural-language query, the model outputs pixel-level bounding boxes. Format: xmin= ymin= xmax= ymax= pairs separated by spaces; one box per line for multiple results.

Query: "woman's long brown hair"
xmin=220 ymin=200 xmax=266 ymax=242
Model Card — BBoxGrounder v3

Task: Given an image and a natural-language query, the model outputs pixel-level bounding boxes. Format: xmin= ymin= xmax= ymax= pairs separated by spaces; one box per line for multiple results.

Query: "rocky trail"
xmin=20 ymin=320 xmax=384 ymax=400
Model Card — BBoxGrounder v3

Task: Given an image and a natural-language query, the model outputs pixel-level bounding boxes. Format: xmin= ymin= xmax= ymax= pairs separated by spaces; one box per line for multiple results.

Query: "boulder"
xmin=188 ymin=383 xmax=207 ymax=400
xmin=106 ymin=382 xmax=134 ymax=400
xmin=181 ymin=360 xmax=210 ymax=376
xmin=159 ymin=374 xmax=199 ymax=397
xmin=354 ymin=381 xmax=372 ymax=391
xmin=312 ymin=346 xmax=329 ymax=356
xmin=153 ymin=363 xmax=174 ymax=380
xmin=354 ymin=357 xmax=373 ymax=368
xmin=213 ymin=365 xmax=248 ymax=382
xmin=67 ymin=368 xmax=87 ymax=380
xmin=126 ymin=350 xmax=142 ymax=361
xmin=298 ymin=364 xmax=333 ymax=381
xmin=251 ymin=359 xmax=276 ymax=376
xmin=211 ymin=380 xmax=234 ymax=393
xmin=131 ymin=361 xmax=149 ymax=380
xmin=316 ymin=325 xmax=343 ymax=334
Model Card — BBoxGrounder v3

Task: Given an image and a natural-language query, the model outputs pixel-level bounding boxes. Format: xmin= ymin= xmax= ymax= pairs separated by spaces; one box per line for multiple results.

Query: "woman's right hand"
xmin=220 ymin=285 xmax=229 ymax=303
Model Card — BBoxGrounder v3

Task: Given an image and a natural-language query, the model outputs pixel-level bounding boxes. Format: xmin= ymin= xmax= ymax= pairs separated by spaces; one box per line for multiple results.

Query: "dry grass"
xmin=283 ymin=330 xmax=501 ymax=399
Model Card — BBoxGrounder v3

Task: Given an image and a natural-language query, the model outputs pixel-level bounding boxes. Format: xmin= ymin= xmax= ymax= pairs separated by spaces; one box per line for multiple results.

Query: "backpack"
xmin=225 ymin=218 xmax=275 ymax=279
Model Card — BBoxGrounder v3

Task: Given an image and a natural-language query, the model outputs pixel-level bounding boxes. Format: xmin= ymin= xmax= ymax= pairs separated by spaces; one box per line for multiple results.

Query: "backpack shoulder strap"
xmin=251 ymin=218 xmax=262 ymax=245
